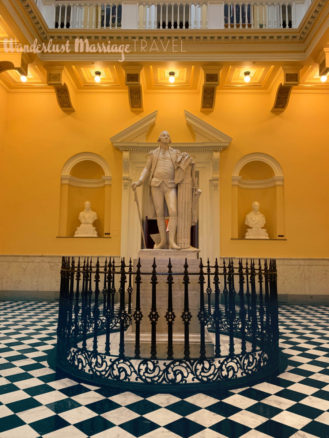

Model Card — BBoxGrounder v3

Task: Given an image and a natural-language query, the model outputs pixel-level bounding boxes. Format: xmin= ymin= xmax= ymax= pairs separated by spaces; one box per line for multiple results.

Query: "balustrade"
xmin=53 ymin=2 xmax=122 ymax=29
xmin=34 ymin=0 xmax=311 ymax=30
xmin=224 ymin=1 xmax=295 ymax=29
xmin=138 ymin=2 xmax=207 ymax=30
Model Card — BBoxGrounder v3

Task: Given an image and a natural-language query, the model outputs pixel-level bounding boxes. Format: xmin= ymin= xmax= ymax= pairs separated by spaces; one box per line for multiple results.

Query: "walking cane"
xmin=133 ymin=188 xmax=147 ymax=249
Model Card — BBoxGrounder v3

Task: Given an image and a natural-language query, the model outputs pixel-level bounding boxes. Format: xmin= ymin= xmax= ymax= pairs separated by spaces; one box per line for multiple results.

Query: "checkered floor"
xmin=0 ymin=300 xmax=328 ymax=438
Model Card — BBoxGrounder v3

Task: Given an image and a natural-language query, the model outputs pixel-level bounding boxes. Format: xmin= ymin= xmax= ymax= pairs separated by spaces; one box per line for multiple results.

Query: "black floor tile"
xmin=0 ymin=414 xmax=25 ymax=433
xmin=7 ymin=397 xmax=42 ymax=413
xmin=167 ymin=401 xmax=200 ymax=416
xmin=86 ymin=399 xmax=121 ymax=415
xmin=211 ymin=418 xmax=250 ymax=437
xmin=29 ymin=415 xmax=70 ymax=435
xmin=256 ymin=419 xmax=297 ymax=438
xmin=46 ymin=398 xmax=81 ymax=414
xmin=75 ymin=415 xmax=114 ymax=435
xmin=120 ymin=417 xmax=159 ymax=437
xmin=302 ymin=420 xmax=329 ymax=437
xmin=166 ymin=418 xmax=204 ymax=438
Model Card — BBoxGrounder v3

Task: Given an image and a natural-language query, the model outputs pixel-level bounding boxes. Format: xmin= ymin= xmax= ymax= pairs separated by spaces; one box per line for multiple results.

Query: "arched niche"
xmin=232 ymin=153 xmax=285 ymax=239
xmin=59 ymin=153 xmax=112 ymax=237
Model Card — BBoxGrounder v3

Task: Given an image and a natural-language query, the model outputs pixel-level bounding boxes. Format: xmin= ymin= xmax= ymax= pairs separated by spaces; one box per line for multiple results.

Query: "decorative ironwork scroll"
xmin=53 ymin=256 xmax=282 ymax=393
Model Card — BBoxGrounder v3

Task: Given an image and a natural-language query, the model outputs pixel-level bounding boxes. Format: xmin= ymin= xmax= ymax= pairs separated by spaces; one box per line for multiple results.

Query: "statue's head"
xmin=252 ymin=201 xmax=260 ymax=212
xmin=84 ymin=201 xmax=91 ymax=210
xmin=158 ymin=131 xmax=171 ymax=145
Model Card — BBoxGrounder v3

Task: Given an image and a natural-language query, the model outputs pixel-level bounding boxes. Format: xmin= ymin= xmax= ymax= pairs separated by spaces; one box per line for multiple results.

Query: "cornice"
xmin=232 ymin=176 xmax=284 ymax=189
xmin=61 ymin=175 xmax=112 ymax=187
xmin=113 ymin=142 xmax=229 ymax=152
xmin=0 ymin=0 xmax=324 ymax=63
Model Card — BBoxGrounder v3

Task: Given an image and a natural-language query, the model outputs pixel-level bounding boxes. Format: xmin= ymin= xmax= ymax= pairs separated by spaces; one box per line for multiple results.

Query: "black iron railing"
xmin=53 ymin=257 xmax=281 ymax=393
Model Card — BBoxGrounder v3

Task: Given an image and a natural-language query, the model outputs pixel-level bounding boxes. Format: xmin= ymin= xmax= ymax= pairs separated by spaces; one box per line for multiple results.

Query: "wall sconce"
xmin=169 ymin=71 xmax=175 ymax=84
xmin=20 ymin=75 xmax=27 ymax=83
xmin=244 ymin=71 xmax=251 ymax=83
xmin=320 ymin=74 xmax=328 ymax=83
xmin=94 ymin=71 xmax=101 ymax=83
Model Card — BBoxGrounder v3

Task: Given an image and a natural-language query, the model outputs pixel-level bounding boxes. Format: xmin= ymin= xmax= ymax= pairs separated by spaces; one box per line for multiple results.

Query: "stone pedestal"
xmin=74 ymin=224 xmax=98 ymax=237
xmin=125 ymin=249 xmax=214 ymax=359
xmin=245 ymin=228 xmax=269 ymax=239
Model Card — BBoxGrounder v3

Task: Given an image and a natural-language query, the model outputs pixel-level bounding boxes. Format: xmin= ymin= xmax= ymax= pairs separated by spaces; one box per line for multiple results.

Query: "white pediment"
xmin=111 ymin=111 xmax=157 ymax=144
xmin=111 ymin=110 xmax=232 ymax=152
xmin=184 ymin=111 xmax=232 ymax=145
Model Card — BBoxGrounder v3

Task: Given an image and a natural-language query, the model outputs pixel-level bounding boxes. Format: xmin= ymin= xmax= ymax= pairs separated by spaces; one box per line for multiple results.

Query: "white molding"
xmin=184 ymin=110 xmax=232 ymax=146
xmin=114 ymin=142 xmax=229 ymax=152
xmin=112 ymin=111 xmax=232 ymax=152
xmin=61 ymin=175 xmax=112 ymax=187
xmin=232 ymin=152 xmax=284 ymax=178
xmin=232 ymin=175 xmax=284 ymax=189
xmin=61 ymin=152 xmax=112 ymax=177
xmin=110 ymin=111 xmax=158 ymax=145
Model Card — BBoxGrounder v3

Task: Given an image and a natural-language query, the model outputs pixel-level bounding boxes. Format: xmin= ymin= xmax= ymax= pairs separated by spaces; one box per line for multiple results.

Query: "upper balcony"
xmin=36 ymin=0 xmax=313 ymax=31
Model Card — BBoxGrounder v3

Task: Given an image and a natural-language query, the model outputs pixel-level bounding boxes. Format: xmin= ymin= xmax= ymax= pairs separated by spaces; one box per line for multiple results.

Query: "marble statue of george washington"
xmin=132 ymin=131 xmax=200 ymax=250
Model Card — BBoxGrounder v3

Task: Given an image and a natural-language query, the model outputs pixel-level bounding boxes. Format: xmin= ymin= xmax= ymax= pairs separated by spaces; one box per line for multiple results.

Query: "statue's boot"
xmin=154 ymin=217 xmax=167 ymax=249
xmin=168 ymin=217 xmax=180 ymax=250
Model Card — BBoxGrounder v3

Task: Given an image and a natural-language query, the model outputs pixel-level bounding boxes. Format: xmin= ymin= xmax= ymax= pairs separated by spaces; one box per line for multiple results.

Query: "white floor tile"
xmin=92 ymin=426 xmax=134 ymax=437
xmin=272 ymin=411 xmax=312 ymax=429
xmin=287 ymin=383 xmax=318 ymax=395
xmin=43 ymin=425 xmax=87 ymax=438
xmin=58 ymin=406 xmax=97 ymax=424
xmin=48 ymin=379 xmax=77 ymax=389
xmin=0 ymin=377 xmax=10 ymax=386
xmin=240 ymin=431 xmax=272 ymax=438
xmin=109 ymin=392 xmax=143 ymax=406
xmin=229 ymin=410 xmax=267 ymax=428
xmin=17 ymin=405 xmax=54 ymax=423
xmin=146 ymin=394 xmax=181 ymax=407
xmin=102 ymin=407 xmax=139 ymax=425
xmin=221 ymin=394 xmax=256 ymax=409
xmin=142 ymin=427 xmax=181 ymax=437
xmin=1 ymin=389 xmax=30 ymax=404
xmin=262 ymin=395 xmax=296 ymax=410
xmin=290 ymin=431 xmax=319 ymax=438
xmin=190 ymin=430 xmax=227 ymax=438
xmin=184 ymin=394 xmax=219 ymax=408
xmin=143 ymin=408 xmax=181 ymax=426
xmin=15 ymin=377 xmax=44 ymax=390
xmin=315 ymin=411 xmax=329 ymax=425
xmin=300 ymin=396 xmax=329 ymax=411
xmin=186 ymin=409 xmax=224 ymax=427
xmin=34 ymin=390 xmax=67 ymax=405
xmin=72 ymin=391 xmax=105 ymax=405
xmin=0 ymin=405 xmax=13 ymax=419
xmin=0 ymin=424 xmax=39 ymax=438
xmin=277 ymin=372 xmax=305 ymax=383
xmin=252 ymin=382 xmax=282 ymax=394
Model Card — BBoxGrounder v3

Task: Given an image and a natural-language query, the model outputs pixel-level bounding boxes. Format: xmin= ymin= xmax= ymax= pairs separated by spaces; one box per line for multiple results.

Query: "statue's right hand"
xmin=131 ymin=181 xmax=141 ymax=191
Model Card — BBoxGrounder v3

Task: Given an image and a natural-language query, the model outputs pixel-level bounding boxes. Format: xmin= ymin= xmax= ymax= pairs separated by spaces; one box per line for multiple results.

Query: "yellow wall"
xmin=1 ymin=83 xmax=329 ymax=258
xmin=0 ymin=84 xmax=6 ymax=142
xmin=0 ymin=84 xmax=7 ymax=253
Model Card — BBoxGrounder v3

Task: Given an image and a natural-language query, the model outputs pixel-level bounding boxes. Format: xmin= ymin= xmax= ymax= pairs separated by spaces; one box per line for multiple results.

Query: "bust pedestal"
xmin=245 ymin=228 xmax=269 ymax=239
xmin=74 ymin=224 xmax=98 ymax=237
xmin=125 ymin=249 xmax=214 ymax=359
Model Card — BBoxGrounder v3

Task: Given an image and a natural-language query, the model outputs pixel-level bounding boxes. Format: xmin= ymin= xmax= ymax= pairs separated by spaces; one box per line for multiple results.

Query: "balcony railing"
xmin=35 ymin=0 xmax=312 ymax=30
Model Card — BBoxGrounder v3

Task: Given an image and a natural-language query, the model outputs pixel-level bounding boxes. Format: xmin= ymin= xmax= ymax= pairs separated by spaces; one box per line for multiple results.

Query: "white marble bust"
xmin=245 ymin=201 xmax=269 ymax=239
xmin=74 ymin=201 xmax=98 ymax=237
